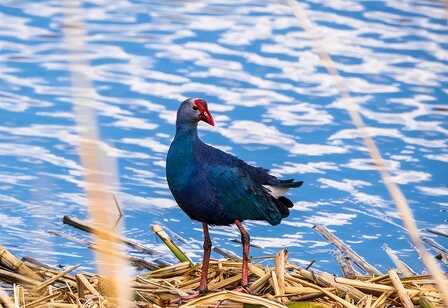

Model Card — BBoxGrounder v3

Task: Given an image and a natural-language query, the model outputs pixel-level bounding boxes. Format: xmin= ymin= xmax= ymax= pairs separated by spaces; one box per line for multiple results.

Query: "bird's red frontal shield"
xmin=194 ymin=98 xmax=215 ymax=126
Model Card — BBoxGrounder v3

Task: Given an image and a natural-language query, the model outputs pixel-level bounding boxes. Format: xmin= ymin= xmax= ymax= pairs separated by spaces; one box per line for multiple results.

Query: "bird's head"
xmin=177 ymin=98 xmax=215 ymax=127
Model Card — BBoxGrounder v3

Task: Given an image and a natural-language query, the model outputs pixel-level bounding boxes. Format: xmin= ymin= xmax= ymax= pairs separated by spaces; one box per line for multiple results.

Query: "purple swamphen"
xmin=166 ymin=98 xmax=303 ymax=293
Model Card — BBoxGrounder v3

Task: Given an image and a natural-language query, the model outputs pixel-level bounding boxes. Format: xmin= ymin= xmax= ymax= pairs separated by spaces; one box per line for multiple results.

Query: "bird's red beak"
xmin=194 ymin=99 xmax=215 ymax=126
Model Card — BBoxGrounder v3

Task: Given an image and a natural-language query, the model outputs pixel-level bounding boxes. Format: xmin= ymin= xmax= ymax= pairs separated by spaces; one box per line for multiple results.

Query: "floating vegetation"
xmin=0 ymin=219 xmax=446 ymax=307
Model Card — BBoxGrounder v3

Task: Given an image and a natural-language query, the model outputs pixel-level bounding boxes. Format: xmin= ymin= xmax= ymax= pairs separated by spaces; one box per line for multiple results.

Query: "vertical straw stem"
xmin=388 ymin=270 xmax=414 ymax=308
xmin=286 ymin=1 xmax=448 ymax=305
xmin=62 ymin=1 xmax=133 ymax=307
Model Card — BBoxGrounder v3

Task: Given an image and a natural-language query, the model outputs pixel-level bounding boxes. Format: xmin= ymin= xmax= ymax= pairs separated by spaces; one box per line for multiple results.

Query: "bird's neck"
xmin=167 ymin=123 xmax=200 ymax=188
xmin=175 ymin=123 xmax=199 ymax=141
xmin=172 ymin=123 xmax=201 ymax=157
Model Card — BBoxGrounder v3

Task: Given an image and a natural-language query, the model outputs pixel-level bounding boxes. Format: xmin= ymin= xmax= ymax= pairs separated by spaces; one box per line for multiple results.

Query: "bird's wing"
xmin=199 ymin=143 xmax=276 ymax=184
xmin=203 ymin=161 xmax=283 ymax=225
xmin=199 ymin=143 xmax=302 ymax=187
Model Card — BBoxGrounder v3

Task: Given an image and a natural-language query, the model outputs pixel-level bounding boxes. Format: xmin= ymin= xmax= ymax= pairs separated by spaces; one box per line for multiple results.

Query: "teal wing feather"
xmin=205 ymin=164 xmax=283 ymax=225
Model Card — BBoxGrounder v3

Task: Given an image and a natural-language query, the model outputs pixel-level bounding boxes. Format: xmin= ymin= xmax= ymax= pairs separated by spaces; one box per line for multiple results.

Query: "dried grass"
xmin=286 ymin=1 xmax=448 ymax=305
xmin=0 ymin=236 xmax=444 ymax=307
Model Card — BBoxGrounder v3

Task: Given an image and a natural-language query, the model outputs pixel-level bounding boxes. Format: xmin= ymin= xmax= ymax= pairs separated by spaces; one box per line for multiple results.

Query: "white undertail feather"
xmin=263 ymin=185 xmax=289 ymax=198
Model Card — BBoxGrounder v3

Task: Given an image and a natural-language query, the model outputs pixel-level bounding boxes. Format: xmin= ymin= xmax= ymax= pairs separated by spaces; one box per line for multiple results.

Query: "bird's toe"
xmin=198 ymin=286 xmax=208 ymax=295
xmin=170 ymin=291 xmax=202 ymax=304
xmin=233 ymin=285 xmax=252 ymax=294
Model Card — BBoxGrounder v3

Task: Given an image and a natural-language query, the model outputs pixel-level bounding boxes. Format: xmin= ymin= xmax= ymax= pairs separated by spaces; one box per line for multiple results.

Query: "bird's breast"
xmin=166 ymin=140 xmax=196 ymax=190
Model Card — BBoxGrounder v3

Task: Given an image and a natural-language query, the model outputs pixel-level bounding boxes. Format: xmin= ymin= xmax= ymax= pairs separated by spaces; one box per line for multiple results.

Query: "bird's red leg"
xmin=235 ymin=220 xmax=250 ymax=287
xmin=199 ymin=223 xmax=212 ymax=293
xmin=170 ymin=223 xmax=211 ymax=304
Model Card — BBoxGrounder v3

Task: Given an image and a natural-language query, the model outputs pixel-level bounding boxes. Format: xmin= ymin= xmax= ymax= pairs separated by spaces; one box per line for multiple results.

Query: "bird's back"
xmin=195 ymin=141 xmax=302 ymax=225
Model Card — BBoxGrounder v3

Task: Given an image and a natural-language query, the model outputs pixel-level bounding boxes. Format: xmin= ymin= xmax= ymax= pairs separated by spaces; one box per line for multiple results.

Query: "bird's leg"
xmin=199 ymin=223 xmax=212 ymax=293
xmin=171 ymin=223 xmax=211 ymax=304
xmin=235 ymin=220 xmax=250 ymax=287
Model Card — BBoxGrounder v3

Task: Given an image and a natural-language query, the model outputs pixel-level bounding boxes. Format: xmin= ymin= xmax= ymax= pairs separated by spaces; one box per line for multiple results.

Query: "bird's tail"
xmin=266 ymin=179 xmax=303 ymax=219
xmin=273 ymin=196 xmax=294 ymax=218
xmin=277 ymin=179 xmax=304 ymax=188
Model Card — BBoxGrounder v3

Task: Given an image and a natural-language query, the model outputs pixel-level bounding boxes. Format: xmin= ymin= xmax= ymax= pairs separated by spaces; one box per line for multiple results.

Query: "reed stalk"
xmin=287 ymin=1 xmax=448 ymax=305
xmin=0 ymin=241 xmax=445 ymax=306
xmin=388 ymin=269 xmax=414 ymax=308
xmin=0 ymin=246 xmax=42 ymax=281
xmin=62 ymin=1 xmax=132 ymax=306
xmin=313 ymin=225 xmax=380 ymax=275
xmin=151 ymin=224 xmax=192 ymax=264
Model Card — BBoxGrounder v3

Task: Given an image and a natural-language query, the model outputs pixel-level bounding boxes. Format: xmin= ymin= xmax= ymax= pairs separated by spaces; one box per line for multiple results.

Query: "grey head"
xmin=176 ymin=98 xmax=215 ymax=129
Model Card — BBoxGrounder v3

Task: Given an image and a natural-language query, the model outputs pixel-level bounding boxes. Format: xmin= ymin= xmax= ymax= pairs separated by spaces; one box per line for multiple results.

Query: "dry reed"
xmin=286 ymin=1 xmax=448 ymax=305
xmin=0 ymin=224 xmax=445 ymax=307
xmin=62 ymin=0 xmax=133 ymax=306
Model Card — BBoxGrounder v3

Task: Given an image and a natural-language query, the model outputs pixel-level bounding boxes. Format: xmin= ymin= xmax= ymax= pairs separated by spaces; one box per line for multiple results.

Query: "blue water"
xmin=0 ymin=0 xmax=447 ymax=275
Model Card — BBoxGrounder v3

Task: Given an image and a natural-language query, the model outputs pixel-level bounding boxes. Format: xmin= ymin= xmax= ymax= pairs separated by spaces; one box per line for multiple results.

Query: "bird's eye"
xmin=192 ymin=105 xmax=199 ymax=111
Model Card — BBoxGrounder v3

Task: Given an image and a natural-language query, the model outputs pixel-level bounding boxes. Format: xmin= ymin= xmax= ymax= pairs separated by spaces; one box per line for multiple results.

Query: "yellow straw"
xmin=286 ymin=1 xmax=448 ymax=305
xmin=62 ymin=1 xmax=133 ymax=307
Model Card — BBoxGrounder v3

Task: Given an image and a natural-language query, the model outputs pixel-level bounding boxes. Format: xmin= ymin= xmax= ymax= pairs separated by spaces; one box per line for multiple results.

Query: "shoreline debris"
xmin=0 ymin=220 xmax=446 ymax=307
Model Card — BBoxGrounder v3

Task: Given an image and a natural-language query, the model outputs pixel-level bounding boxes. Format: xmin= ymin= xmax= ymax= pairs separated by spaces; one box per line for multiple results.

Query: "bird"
xmin=166 ymin=98 xmax=303 ymax=293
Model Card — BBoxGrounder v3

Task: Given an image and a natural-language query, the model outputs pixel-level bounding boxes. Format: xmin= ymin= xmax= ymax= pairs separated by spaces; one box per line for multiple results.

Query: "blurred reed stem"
xmin=287 ymin=1 xmax=448 ymax=305
xmin=62 ymin=0 xmax=132 ymax=306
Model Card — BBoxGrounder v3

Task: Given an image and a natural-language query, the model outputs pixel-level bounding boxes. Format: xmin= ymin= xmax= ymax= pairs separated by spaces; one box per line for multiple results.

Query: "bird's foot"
xmin=232 ymin=285 xmax=251 ymax=294
xmin=170 ymin=289 xmax=206 ymax=305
